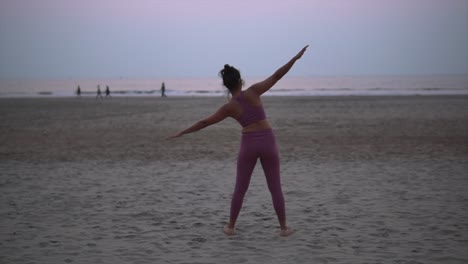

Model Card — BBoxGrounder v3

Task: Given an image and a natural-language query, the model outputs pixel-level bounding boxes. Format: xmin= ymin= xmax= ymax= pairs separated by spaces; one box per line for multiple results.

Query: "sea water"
xmin=0 ymin=75 xmax=467 ymax=97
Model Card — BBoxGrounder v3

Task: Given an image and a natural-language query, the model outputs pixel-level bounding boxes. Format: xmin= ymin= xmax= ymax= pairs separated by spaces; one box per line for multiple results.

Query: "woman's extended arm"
xmin=250 ymin=45 xmax=308 ymax=96
xmin=166 ymin=104 xmax=230 ymax=139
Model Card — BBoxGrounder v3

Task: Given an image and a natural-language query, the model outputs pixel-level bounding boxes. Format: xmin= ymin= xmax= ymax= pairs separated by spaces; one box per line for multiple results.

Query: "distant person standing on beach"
xmin=76 ymin=85 xmax=81 ymax=97
xmin=105 ymin=85 xmax=111 ymax=98
xmin=167 ymin=45 xmax=308 ymax=237
xmin=161 ymin=82 xmax=166 ymax=97
xmin=96 ymin=85 xmax=103 ymax=100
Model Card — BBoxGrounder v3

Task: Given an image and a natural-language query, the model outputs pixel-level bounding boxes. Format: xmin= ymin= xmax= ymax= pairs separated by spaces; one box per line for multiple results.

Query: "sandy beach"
xmin=1 ymin=95 xmax=468 ymax=263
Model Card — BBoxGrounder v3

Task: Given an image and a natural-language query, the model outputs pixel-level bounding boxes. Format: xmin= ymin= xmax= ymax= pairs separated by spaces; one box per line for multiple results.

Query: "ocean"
xmin=0 ymin=75 xmax=467 ymax=97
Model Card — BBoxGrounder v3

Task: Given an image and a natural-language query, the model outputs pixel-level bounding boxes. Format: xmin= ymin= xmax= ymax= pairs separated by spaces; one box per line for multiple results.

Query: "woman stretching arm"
xmin=167 ymin=46 xmax=308 ymax=236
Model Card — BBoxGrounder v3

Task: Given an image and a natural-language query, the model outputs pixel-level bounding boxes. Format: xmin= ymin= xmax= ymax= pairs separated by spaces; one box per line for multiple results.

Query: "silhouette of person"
xmin=76 ymin=85 xmax=81 ymax=97
xmin=161 ymin=82 xmax=166 ymax=97
xmin=105 ymin=85 xmax=111 ymax=98
xmin=96 ymin=85 xmax=103 ymax=100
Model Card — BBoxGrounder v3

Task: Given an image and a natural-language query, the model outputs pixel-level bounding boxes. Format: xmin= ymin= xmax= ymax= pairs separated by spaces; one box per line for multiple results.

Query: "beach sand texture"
xmin=1 ymin=96 xmax=468 ymax=263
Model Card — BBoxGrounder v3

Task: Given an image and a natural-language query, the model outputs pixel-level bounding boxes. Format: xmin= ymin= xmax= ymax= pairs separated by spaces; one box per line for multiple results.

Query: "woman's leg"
xmin=260 ymin=144 xmax=286 ymax=228
xmin=260 ymin=132 xmax=294 ymax=236
xmin=227 ymin=140 xmax=257 ymax=230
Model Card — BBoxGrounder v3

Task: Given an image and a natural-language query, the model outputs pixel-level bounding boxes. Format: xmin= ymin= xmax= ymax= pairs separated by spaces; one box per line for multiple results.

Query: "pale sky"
xmin=0 ymin=0 xmax=467 ymax=79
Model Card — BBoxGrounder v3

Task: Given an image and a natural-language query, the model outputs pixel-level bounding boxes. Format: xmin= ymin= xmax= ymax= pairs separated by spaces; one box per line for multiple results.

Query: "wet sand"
xmin=1 ymin=95 xmax=468 ymax=263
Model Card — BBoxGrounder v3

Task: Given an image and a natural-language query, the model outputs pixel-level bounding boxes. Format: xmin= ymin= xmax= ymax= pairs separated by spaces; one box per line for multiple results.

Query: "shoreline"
xmin=2 ymin=93 xmax=468 ymax=99
xmin=2 ymin=90 xmax=468 ymax=98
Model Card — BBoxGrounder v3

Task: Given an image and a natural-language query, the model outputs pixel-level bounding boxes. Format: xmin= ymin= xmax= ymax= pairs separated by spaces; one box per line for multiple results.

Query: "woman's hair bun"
xmin=219 ymin=64 xmax=243 ymax=92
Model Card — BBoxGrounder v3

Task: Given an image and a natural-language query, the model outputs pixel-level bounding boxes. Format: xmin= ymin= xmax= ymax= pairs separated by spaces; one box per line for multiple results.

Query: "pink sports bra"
xmin=234 ymin=91 xmax=267 ymax=127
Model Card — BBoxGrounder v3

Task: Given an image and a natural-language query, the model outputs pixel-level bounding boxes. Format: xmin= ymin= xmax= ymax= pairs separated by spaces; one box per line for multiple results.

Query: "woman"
xmin=167 ymin=45 xmax=308 ymax=237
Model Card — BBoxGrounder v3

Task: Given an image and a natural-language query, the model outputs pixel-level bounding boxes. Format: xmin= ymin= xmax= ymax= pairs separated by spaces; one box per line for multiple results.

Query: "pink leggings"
xmin=230 ymin=129 xmax=286 ymax=225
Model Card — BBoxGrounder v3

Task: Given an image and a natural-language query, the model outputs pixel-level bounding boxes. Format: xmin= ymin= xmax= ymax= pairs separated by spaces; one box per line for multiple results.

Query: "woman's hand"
xmin=294 ymin=45 xmax=309 ymax=60
xmin=166 ymin=132 xmax=183 ymax=140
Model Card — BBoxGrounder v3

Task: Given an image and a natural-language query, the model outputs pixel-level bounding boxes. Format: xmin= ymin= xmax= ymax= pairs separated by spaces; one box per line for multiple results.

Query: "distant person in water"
xmin=105 ymin=85 xmax=111 ymax=98
xmin=161 ymin=82 xmax=166 ymax=97
xmin=76 ymin=85 xmax=81 ymax=97
xmin=96 ymin=85 xmax=103 ymax=100
xmin=167 ymin=45 xmax=309 ymax=237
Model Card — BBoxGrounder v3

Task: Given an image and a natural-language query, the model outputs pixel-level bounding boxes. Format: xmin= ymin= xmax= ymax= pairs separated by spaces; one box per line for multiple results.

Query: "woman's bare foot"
xmin=223 ymin=225 xmax=236 ymax=236
xmin=280 ymin=227 xmax=295 ymax=237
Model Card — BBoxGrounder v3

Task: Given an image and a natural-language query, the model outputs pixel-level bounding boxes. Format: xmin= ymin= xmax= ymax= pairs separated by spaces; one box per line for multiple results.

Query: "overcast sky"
xmin=0 ymin=0 xmax=467 ymax=79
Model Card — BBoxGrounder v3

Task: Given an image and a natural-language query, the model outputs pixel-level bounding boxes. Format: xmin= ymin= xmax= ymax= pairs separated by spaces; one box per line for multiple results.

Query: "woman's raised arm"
xmin=249 ymin=45 xmax=309 ymax=96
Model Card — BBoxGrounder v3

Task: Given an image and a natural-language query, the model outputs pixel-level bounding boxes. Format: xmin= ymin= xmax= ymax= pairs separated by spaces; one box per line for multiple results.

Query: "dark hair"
xmin=219 ymin=64 xmax=244 ymax=93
